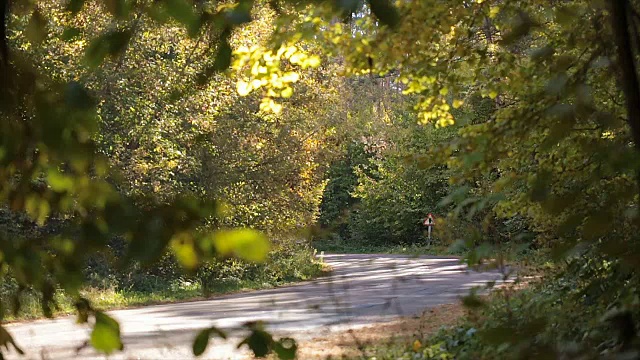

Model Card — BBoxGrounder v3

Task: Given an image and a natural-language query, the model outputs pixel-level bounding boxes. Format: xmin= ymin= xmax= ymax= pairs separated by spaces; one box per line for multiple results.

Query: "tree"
xmin=4 ymin=0 xmax=640 ymax=357
xmin=0 ymin=0 xmax=349 ymax=357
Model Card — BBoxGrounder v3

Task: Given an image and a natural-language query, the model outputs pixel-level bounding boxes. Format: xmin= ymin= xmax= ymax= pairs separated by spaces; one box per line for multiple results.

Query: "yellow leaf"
xmin=25 ymin=195 xmax=50 ymax=226
xmin=212 ymin=229 xmax=270 ymax=262
xmin=171 ymin=233 xmax=198 ymax=270
xmin=439 ymin=87 xmax=449 ymax=96
xmin=307 ymin=55 xmax=321 ymax=68
xmin=237 ymin=80 xmax=251 ymax=96
xmin=259 ymin=98 xmax=271 ymax=111
xmin=282 ymin=72 xmax=300 ymax=83
xmin=490 ymin=6 xmax=500 ymax=18
xmin=251 ymin=79 xmax=264 ymax=88
xmin=283 ymin=46 xmax=297 ymax=59
xmin=453 ymin=99 xmax=464 ymax=108
xmin=251 ymin=62 xmax=260 ymax=76
xmin=290 ymin=53 xmax=303 ymax=64
xmin=412 ymin=340 xmax=422 ymax=352
xmin=235 ymin=45 xmax=250 ymax=54
xmin=489 ymin=90 xmax=498 ymax=99
xmin=281 ymin=87 xmax=293 ymax=98
xmin=436 ymin=115 xmax=455 ymax=127
xmin=263 ymin=51 xmax=276 ymax=62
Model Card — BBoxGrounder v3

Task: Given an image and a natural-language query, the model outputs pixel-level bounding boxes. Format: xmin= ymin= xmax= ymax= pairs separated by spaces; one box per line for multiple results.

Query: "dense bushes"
xmin=314 ymin=104 xmax=521 ymax=250
xmin=318 ymin=141 xmax=372 ymax=239
xmin=0 ymin=208 xmax=323 ymax=319
xmin=196 ymin=242 xmax=324 ymax=294
xmin=83 ymin=239 xmax=324 ymax=296
xmin=0 ymin=239 xmax=323 ymax=320
xmin=315 ymin=116 xmax=456 ymax=248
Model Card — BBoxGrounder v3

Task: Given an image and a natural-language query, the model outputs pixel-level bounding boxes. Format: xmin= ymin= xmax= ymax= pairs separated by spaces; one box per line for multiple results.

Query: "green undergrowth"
xmin=4 ymin=277 xmax=317 ymax=322
xmin=2 ymin=244 xmax=327 ymax=322
xmin=312 ymin=237 xmax=542 ymax=262
xmin=312 ymin=239 xmax=460 ymax=256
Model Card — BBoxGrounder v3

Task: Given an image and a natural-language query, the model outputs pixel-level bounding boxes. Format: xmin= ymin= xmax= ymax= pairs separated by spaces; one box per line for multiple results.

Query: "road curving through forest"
xmin=5 ymin=254 xmax=506 ymax=359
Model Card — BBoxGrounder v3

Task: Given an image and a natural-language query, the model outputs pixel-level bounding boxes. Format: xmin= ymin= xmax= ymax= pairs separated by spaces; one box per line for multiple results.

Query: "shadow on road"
xmin=5 ymin=254 xmax=507 ymax=360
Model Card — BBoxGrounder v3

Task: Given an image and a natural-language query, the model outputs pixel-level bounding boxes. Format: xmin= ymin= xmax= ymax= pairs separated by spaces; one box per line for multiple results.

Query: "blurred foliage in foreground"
xmin=0 ymin=237 xmax=323 ymax=321
xmin=3 ymin=0 xmax=640 ymax=358
xmin=0 ymin=0 xmax=348 ymax=357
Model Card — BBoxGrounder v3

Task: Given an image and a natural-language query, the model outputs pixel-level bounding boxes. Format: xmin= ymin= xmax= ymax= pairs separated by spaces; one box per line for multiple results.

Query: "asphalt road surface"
xmin=4 ymin=254 xmax=506 ymax=359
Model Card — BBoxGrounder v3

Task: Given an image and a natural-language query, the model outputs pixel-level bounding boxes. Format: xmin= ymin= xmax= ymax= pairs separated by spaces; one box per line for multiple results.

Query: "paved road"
xmin=4 ymin=254 xmax=506 ymax=359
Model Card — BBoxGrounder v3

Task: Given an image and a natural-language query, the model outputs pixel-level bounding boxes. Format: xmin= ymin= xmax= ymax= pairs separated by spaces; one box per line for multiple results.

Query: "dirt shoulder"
xmin=297 ymin=302 xmax=466 ymax=359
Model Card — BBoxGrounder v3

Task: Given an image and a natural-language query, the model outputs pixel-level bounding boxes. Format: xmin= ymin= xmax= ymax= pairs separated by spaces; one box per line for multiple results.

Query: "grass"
xmin=313 ymin=241 xmax=460 ymax=257
xmin=4 ymin=261 xmax=332 ymax=323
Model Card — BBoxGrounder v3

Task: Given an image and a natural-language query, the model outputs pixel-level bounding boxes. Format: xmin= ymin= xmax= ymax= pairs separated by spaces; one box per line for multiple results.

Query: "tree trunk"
xmin=610 ymin=0 xmax=640 ymax=206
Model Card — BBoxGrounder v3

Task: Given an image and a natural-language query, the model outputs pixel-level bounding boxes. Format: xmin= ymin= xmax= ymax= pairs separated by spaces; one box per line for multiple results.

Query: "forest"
xmin=1 ymin=0 xmax=640 ymax=359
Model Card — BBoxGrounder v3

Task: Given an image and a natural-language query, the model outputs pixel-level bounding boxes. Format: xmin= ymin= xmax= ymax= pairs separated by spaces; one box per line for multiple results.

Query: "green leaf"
xmin=530 ymin=171 xmax=551 ymax=202
xmin=65 ymin=81 xmax=95 ymax=111
xmin=590 ymin=56 xmax=611 ymax=69
xmin=335 ymin=0 xmax=361 ymax=18
xmin=212 ymin=229 xmax=270 ymax=262
xmin=558 ymin=214 xmax=583 ymax=236
xmin=193 ymin=326 xmax=227 ymax=356
xmin=438 ymin=186 xmax=470 ymax=208
xmin=84 ymin=35 xmax=114 ymax=66
xmin=582 ymin=214 xmax=611 ymax=241
xmin=75 ymin=298 xmax=92 ymax=324
xmin=545 ymin=72 xmax=568 ymax=96
xmin=0 ymin=325 xmax=24 ymax=355
xmin=25 ymin=10 xmax=47 ymax=44
xmin=224 ymin=1 xmax=253 ymax=25
xmin=172 ymin=235 xmax=199 ymax=270
xmin=66 ymin=0 xmax=86 ymax=14
xmin=541 ymin=113 xmax=575 ymax=150
xmin=555 ymin=6 xmax=578 ymax=27
xmin=273 ymin=338 xmax=297 ymax=360
xmin=105 ymin=0 xmax=130 ymax=19
xmin=60 ymin=27 xmax=82 ymax=41
xmin=479 ymin=326 xmax=519 ymax=345
xmin=530 ymin=46 xmax=554 ymax=62
xmin=91 ymin=312 xmax=123 ymax=354
xmin=192 ymin=330 xmax=209 ymax=356
xmin=500 ymin=12 xmax=533 ymax=45
xmin=461 ymin=288 xmax=486 ymax=309
xmin=213 ymin=37 xmax=232 ymax=71
xmin=25 ymin=195 xmax=50 ymax=226
xmin=197 ymin=32 xmax=232 ymax=85
xmin=238 ymin=324 xmax=273 ymax=358
xmin=84 ymin=30 xmax=132 ymax=68
xmin=550 ymin=239 xmax=578 ymax=261
xmin=367 ymin=0 xmax=400 ymax=27
xmin=163 ymin=0 xmax=199 ymax=32
xmin=47 ymin=169 xmax=75 ymax=192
